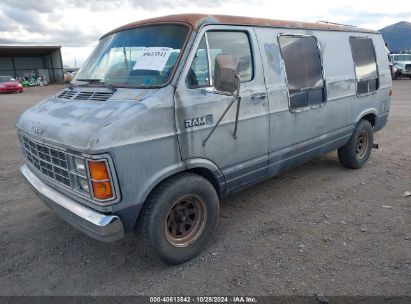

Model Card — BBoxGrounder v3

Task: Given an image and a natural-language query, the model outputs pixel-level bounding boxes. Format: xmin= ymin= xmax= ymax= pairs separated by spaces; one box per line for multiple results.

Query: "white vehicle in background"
xmin=391 ymin=53 xmax=411 ymax=79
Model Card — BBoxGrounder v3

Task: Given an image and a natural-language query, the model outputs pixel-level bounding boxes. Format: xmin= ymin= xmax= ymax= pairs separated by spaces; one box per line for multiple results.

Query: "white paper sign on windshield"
xmin=132 ymin=47 xmax=173 ymax=71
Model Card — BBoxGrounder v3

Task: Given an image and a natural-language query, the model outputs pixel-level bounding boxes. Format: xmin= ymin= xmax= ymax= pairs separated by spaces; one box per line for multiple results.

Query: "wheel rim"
xmin=164 ymin=194 xmax=207 ymax=248
xmin=356 ymin=131 xmax=369 ymax=159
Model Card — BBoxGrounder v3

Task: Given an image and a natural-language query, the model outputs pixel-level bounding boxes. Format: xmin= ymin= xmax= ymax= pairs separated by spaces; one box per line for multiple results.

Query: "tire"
xmin=139 ymin=172 xmax=219 ymax=264
xmin=338 ymin=119 xmax=373 ymax=169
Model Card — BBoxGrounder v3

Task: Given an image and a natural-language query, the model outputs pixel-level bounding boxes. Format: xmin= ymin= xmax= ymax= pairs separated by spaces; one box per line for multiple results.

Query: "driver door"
xmin=174 ymin=26 xmax=270 ymax=192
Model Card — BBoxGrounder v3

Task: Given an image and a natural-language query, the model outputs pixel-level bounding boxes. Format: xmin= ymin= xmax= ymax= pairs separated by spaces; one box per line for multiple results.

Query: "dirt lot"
xmin=0 ymin=82 xmax=410 ymax=296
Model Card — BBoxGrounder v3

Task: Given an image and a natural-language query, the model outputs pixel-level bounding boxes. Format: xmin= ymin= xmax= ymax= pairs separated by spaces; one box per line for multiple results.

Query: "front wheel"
xmin=338 ymin=119 xmax=373 ymax=169
xmin=139 ymin=173 xmax=219 ymax=264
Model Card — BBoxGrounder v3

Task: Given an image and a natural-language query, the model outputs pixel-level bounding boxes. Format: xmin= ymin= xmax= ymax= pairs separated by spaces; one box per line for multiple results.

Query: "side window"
xmin=349 ymin=37 xmax=379 ymax=94
xmin=186 ymin=36 xmax=209 ymax=88
xmin=207 ymin=31 xmax=253 ymax=82
xmin=186 ymin=31 xmax=253 ymax=88
xmin=278 ymin=35 xmax=325 ymax=110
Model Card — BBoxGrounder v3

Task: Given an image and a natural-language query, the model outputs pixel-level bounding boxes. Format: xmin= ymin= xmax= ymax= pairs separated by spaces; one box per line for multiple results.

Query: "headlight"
xmin=77 ymin=176 xmax=90 ymax=192
xmin=72 ymin=156 xmax=115 ymax=201
xmin=73 ymin=157 xmax=89 ymax=193
xmin=74 ymin=157 xmax=86 ymax=176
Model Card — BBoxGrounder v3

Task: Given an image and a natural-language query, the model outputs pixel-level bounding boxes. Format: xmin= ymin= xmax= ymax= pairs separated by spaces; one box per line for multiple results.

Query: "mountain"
xmin=379 ymin=21 xmax=411 ymax=52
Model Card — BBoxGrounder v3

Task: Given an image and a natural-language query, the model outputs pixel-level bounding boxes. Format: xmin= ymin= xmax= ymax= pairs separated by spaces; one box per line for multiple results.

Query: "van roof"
xmin=101 ymin=13 xmax=378 ymax=39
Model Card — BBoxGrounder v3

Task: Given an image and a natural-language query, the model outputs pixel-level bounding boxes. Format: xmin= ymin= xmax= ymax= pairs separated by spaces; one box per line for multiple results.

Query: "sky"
xmin=1 ymin=0 xmax=410 ymax=67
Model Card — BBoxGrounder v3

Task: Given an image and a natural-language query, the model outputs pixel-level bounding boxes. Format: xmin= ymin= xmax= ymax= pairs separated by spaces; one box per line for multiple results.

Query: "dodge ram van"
xmin=17 ymin=14 xmax=392 ymax=264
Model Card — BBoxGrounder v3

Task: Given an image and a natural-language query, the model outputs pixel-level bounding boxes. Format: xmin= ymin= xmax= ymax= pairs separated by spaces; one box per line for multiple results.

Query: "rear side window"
xmin=349 ymin=37 xmax=379 ymax=94
xmin=186 ymin=31 xmax=253 ymax=88
xmin=278 ymin=35 xmax=325 ymax=110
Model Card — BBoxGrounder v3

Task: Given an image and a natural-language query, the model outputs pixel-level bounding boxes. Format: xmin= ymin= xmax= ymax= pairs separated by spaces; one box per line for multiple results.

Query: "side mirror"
xmin=213 ymin=54 xmax=240 ymax=95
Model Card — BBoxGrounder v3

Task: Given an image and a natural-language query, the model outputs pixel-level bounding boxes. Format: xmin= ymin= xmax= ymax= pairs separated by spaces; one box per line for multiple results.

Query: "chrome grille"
xmin=406 ymin=64 xmax=411 ymax=71
xmin=57 ymin=90 xmax=113 ymax=101
xmin=20 ymin=135 xmax=71 ymax=187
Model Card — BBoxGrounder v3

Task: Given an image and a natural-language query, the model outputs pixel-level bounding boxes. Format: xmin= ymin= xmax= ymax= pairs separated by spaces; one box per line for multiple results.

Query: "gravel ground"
xmin=0 ymin=82 xmax=410 ymax=296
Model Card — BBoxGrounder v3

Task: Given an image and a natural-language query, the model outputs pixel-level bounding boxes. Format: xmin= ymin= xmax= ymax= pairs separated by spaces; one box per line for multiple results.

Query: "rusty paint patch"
xmin=100 ymin=14 xmax=378 ymax=40
xmin=134 ymin=89 xmax=149 ymax=101
xmin=264 ymin=43 xmax=282 ymax=75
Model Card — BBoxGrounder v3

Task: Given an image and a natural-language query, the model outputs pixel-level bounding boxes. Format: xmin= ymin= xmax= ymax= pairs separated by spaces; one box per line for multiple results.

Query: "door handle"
xmin=251 ymin=93 xmax=267 ymax=102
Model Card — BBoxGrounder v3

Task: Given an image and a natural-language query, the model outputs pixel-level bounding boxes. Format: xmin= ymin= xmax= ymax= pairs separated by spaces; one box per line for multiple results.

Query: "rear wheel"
xmin=338 ymin=119 xmax=373 ymax=169
xmin=139 ymin=173 xmax=219 ymax=264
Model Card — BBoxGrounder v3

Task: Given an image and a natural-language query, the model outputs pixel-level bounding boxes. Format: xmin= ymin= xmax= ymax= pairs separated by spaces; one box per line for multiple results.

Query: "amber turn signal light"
xmin=88 ymin=161 xmax=110 ymax=180
xmin=91 ymin=181 xmax=113 ymax=200
xmin=88 ymin=160 xmax=114 ymax=200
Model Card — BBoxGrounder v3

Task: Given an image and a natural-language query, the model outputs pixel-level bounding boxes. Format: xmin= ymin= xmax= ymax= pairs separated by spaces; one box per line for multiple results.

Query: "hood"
xmin=16 ymin=87 xmax=160 ymax=152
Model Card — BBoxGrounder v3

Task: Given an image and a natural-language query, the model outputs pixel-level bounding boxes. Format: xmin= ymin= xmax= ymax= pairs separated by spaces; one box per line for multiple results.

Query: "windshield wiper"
xmin=75 ymin=79 xmax=117 ymax=92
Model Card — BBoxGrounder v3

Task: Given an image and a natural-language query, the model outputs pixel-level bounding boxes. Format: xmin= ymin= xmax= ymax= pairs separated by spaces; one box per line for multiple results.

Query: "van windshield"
xmin=393 ymin=54 xmax=411 ymax=62
xmin=73 ymin=24 xmax=189 ymax=88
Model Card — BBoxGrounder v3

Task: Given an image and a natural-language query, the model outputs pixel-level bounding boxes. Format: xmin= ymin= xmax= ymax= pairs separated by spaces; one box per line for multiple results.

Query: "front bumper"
xmin=20 ymin=164 xmax=124 ymax=242
xmin=397 ymin=69 xmax=411 ymax=76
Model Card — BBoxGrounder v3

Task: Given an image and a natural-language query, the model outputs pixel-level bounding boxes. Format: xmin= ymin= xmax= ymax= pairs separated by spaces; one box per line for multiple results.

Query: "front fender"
xmin=117 ymin=158 xmax=226 ymax=233
xmin=137 ymin=157 xmax=226 ymax=207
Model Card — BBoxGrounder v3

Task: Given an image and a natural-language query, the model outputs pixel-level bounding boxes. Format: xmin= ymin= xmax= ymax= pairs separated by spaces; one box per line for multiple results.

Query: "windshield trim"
xmin=74 ymin=22 xmax=193 ymax=89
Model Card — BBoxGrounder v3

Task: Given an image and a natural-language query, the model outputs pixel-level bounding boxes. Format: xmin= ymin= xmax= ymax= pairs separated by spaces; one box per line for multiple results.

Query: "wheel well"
xmin=136 ymin=167 xmax=221 ymax=230
xmin=146 ymin=168 xmax=221 ymax=205
xmin=187 ymin=167 xmax=221 ymax=197
xmin=361 ymin=113 xmax=376 ymax=127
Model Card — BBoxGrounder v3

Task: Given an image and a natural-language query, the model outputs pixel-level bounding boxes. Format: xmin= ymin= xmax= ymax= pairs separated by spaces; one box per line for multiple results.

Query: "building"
xmin=0 ymin=46 xmax=64 ymax=83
